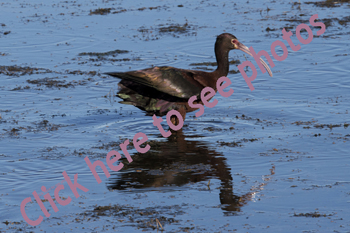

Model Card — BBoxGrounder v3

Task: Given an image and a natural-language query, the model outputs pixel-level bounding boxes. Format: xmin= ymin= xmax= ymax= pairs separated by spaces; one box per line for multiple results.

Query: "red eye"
xmin=232 ymin=39 xmax=237 ymax=44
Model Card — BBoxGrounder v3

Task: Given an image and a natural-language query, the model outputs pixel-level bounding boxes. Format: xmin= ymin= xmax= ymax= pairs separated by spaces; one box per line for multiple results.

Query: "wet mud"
xmin=1 ymin=0 xmax=350 ymax=232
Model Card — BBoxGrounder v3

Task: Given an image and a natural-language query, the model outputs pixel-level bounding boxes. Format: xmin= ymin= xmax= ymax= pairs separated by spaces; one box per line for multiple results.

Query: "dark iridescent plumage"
xmin=106 ymin=33 xmax=272 ymax=124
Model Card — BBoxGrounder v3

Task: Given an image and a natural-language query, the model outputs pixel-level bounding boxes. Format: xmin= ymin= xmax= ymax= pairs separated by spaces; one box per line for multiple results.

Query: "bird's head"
xmin=216 ymin=33 xmax=273 ymax=77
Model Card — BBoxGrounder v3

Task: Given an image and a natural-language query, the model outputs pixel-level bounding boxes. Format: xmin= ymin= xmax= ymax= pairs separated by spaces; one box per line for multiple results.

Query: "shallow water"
xmin=1 ymin=0 xmax=350 ymax=232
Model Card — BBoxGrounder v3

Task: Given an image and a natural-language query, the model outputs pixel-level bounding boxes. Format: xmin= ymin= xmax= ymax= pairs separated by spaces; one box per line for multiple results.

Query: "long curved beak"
xmin=236 ymin=41 xmax=273 ymax=77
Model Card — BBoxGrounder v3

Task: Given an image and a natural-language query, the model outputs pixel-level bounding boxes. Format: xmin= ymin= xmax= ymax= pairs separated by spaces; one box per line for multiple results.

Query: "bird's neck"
xmin=214 ymin=42 xmax=230 ymax=77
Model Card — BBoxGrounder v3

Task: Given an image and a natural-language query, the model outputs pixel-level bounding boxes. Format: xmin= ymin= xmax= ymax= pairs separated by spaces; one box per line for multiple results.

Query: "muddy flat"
xmin=1 ymin=0 xmax=349 ymax=232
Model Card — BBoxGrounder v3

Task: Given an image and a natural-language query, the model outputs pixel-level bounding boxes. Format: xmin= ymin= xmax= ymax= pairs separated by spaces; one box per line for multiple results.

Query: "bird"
xmin=105 ymin=33 xmax=272 ymax=125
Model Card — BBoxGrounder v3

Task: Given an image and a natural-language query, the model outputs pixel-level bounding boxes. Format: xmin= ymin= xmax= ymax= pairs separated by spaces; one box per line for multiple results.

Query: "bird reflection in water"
xmin=106 ymin=33 xmax=274 ymax=213
xmin=107 ymin=130 xmax=274 ymax=214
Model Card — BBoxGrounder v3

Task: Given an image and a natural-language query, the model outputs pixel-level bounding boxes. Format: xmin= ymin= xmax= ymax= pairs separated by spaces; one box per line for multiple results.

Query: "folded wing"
xmin=105 ymin=66 xmax=205 ymax=99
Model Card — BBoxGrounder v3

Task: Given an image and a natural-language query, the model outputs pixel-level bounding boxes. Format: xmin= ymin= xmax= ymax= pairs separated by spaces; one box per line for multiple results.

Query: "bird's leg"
xmin=170 ymin=115 xmax=178 ymax=126
xmin=170 ymin=106 xmax=186 ymax=128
